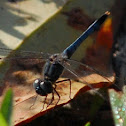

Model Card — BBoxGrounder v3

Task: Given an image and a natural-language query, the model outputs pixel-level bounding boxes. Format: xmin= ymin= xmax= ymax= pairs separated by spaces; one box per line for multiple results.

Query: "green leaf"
xmin=0 ymin=112 xmax=8 ymax=126
xmin=84 ymin=122 xmax=91 ymax=126
xmin=109 ymin=88 xmax=126 ymax=126
xmin=0 ymin=89 xmax=13 ymax=126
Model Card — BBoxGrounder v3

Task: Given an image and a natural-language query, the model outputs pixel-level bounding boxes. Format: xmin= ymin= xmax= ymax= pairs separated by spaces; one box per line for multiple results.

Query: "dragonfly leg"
xmin=56 ymin=78 xmax=72 ymax=99
xmin=46 ymin=91 xmax=55 ymax=109
xmin=53 ymin=87 xmax=60 ymax=107
xmin=29 ymin=95 xmax=38 ymax=110
xmin=41 ymin=95 xmax=48 ymax=111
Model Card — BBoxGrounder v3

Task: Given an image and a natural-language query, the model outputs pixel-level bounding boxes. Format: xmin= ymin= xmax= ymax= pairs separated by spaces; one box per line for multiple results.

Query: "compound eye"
xmin=40 ymin=81 xmax=53 ymax=93
xmin=33 ymin=79 xmax=41 ymax=89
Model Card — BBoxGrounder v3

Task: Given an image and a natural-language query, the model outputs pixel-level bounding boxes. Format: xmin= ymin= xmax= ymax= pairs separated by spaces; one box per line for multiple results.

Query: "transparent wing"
xmin=59 ymin=58 xmax=114 ymax=90
xmin=0 ymin=47 xmax=51 ymax=60
xmin=0 ymin=47 xmax=52 ymax=71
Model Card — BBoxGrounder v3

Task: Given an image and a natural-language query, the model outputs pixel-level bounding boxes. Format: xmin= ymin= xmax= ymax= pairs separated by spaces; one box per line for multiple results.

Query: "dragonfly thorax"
xmin=49 ymin=53 xmax=67 ymax=63
xmin=33 ymin=79 xmax=53 ymax=96
xmin=43 ymin=55 xmax=64 ymax=82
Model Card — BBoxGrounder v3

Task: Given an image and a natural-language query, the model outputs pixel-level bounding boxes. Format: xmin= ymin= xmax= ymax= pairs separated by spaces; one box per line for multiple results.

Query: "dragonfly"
xmin=0 ymin=11 xmax=111 ymax=109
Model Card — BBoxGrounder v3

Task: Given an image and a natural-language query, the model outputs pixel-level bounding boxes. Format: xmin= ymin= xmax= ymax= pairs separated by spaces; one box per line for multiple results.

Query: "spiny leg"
xmin=46 ymin=91 xmax=55 ymax=109
xmin=29 ymin=95 xmax=38 ymax=110
xmin=42 ymin=78 xmax=71 ymax=109
xmin=56 ymin=78 xmax=72 ymax=99
xmin=53 ymin=87 xmax=60 ymax=107
xmin=46 ymin=84 xmax=58 ymax=108
xmin=41 ymin=95 xmax=48 ymax=111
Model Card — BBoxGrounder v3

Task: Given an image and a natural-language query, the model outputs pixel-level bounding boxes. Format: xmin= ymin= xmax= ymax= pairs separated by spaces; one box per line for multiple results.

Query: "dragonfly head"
xmin=33 ymin=79 xmax=53 ymax=96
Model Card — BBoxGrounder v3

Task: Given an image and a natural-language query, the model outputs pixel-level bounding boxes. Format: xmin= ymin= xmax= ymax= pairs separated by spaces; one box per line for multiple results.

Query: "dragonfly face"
xmin=33 ymin=79 xmax=53 ymax=96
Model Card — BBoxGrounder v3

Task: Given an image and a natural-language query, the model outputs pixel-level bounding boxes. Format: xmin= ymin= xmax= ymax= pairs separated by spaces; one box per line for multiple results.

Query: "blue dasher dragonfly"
xmin=0 ymin=11 xmax=112 ymax=110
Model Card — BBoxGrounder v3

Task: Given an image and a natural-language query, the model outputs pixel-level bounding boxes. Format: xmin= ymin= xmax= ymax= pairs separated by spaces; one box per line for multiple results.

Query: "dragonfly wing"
xmin=0 ymin=47 xmax=51 ymax=60
xmin=60 ymin=58 xmax=114 ymax=88
xmin=0 ymin=48 xmax=52 ymax=70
